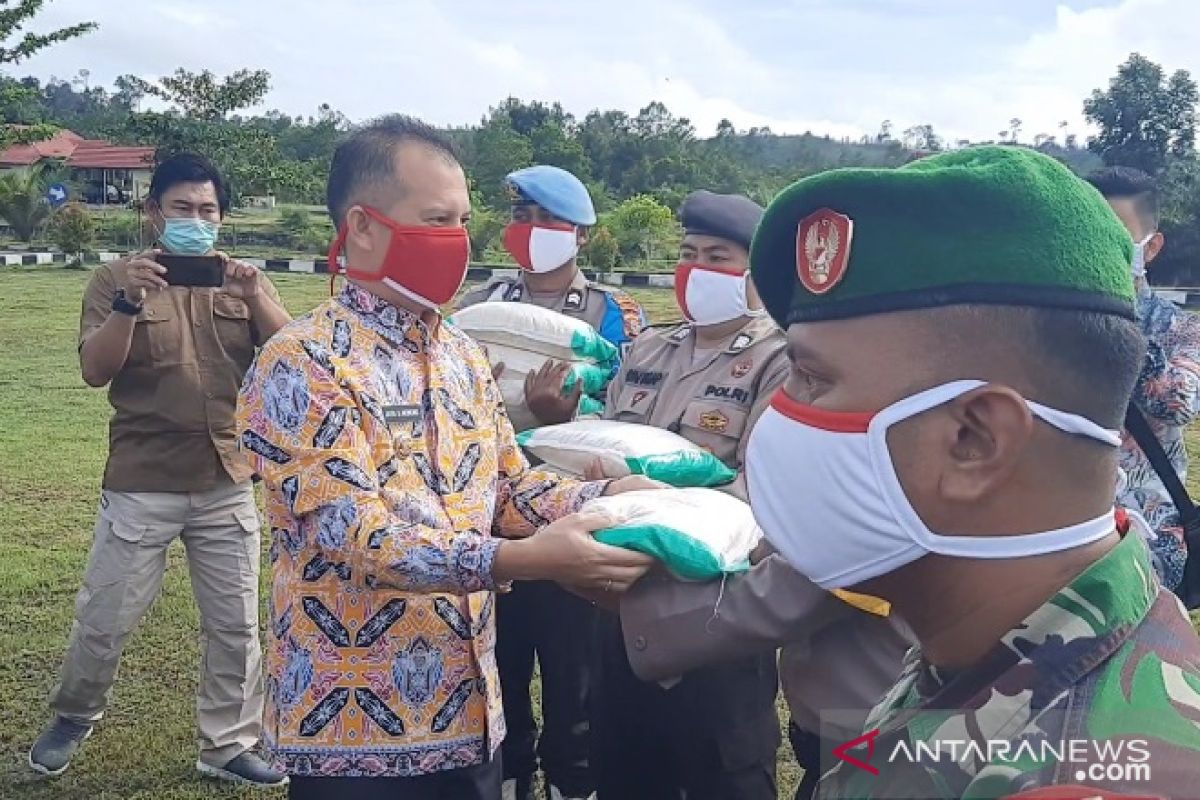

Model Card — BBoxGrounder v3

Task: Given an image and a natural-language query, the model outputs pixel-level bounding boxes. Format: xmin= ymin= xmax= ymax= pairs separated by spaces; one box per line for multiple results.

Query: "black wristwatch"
xmin=112 ymin=288 xmax=143 ymax=316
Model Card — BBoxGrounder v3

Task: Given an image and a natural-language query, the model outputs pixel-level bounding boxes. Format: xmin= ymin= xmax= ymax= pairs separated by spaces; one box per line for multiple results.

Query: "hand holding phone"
xmin=155 ymin=253 xmax=224 ymax=288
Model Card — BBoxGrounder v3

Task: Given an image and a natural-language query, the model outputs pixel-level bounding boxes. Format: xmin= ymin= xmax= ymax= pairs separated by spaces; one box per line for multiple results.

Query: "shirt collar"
xmin=882 ymin=531 xmax=1156 ymax=736
xmin=337 ymin=283 xmax=437 ymax=350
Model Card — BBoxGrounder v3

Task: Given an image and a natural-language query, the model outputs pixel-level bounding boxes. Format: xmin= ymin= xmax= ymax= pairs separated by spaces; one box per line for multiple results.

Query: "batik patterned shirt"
xmin=817 ymin=532 xmax=1200 ymax=800
xmin=237 ymin=284 xmax=605 ymax=779
xmin=1118 ymin=285 xmax=1200 ymax=590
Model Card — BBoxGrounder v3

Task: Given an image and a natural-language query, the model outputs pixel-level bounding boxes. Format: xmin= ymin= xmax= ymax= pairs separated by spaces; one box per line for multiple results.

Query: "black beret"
xmin=679 ymin=190 xmax=764 ymax=250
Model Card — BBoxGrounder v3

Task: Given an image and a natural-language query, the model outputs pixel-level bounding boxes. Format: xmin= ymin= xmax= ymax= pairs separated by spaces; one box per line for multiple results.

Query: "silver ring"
xmin=604 ymin=579 xmax=613 ymax=592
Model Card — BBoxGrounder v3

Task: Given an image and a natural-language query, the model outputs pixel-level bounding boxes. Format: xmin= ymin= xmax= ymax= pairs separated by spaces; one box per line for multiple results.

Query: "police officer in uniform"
xmin=456 ymin=165 xmax=645 ymax=800
xmin=459 ymin=165 xmax=644 ymax=424
xmin=589 ymin=191 xmax=785 ymax=800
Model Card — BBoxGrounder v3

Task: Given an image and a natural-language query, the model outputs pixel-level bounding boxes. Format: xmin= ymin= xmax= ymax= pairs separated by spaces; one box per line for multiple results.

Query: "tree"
xmin=876 ymin=120 xmax=893 ymax=144
xmin=113 ymin=74 xmax=145 ymax=111
xmin=902 ymin=124 xmax=942 ymax=151
xmin=467 ymin=193 xmax=506 ymax=261
xmin=468 ymin=119 xmax=533 ymax=209
xmin=0 ymin=1 xmax=96 ymax=149
xmin=1084 ymin=53 xmax=1199 ymax=174
xmin=0 ymin=1 xmax=95 ymax=66
xmin=604 ymin=195 xmax=677 ymax=265
xmin=129 ymin=68 xmax=271 ymax=119
xmin=50 ymin=201 xmax=94 ymax=264
xmin=1009 ymin=118 xmax=1023 ymax=143
xmin=582 ymin=225 xmax=619 ymax=271
xmin=0 ymin=162 xmax=52 ymax=241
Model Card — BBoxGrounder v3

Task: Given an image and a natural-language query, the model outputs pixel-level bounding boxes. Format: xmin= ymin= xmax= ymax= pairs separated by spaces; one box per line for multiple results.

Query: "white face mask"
xmin=674 ymin=263 xmax=756 ymax=326
xmin=745 ymin=380 xmax=1122 ymax=590
xmin=1131 ymin=233 xmax=1155 ymax=279
xmin=503 ymin=222 xmax=579 ymax=274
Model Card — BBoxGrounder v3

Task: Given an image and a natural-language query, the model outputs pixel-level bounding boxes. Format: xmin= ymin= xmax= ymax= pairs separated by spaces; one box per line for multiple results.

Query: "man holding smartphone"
xmin=29 ymin=153 xmax=292 ymax=787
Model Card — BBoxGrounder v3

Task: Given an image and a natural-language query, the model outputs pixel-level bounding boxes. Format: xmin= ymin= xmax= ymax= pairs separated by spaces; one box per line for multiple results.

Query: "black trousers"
xmin=286 ymin=755 xmax=501 ymax=800
xmin=496 ymin=579 xmax=596 ymax=796
xmin=592 ymin=614 xmax=780 ymax=800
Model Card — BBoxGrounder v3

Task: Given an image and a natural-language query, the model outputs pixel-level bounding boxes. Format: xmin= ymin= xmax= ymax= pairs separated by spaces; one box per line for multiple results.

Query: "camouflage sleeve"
xmin=237 ymin=334 xmax=501 ymax=594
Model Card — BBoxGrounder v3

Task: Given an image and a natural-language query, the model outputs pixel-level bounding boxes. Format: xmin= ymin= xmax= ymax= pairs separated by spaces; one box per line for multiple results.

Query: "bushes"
xmin=50 ymin=203 xmax=95 ymax=265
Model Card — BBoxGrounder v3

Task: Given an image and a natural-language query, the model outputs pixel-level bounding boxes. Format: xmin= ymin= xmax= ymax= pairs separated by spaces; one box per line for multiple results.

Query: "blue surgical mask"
xmin=160 ymin=217 xmax=220 ymax=255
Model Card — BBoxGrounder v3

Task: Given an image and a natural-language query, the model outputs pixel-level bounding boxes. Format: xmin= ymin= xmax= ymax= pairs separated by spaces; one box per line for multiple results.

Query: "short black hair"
xmin=1086 ymin=166 xmax=1159 ymax=230
xmin=925 ymin=305 xmax=1145 ymax=429
xmin=326 ymin=114 xmax=460 ymax=226
xmin=149 ymin=153 xmax=231 ymax=216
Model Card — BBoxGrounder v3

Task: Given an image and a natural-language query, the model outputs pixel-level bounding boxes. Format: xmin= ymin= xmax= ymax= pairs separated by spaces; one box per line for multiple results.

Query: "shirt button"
xmin=205 ymin=391 xmax=214 ymax=399
xmin=146 ymin=309 xmax=155 ymax=317
xmin=633 ymin=636 xmax=647 ymax=651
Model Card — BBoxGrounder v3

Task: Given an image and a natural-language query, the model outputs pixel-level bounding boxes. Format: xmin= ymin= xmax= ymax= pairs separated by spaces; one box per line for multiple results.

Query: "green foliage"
xmin=605 ymin=195 xmax=679 ymax=263
xmin=0 ymin=1 xmax=95 ymax=66
xmin=583 ymin=225 xmax=619 ymax=271
xmin=467 ymin=199 xmax=507 ymax=261
xmin=0 ymin=162 xmax=50 ymax=241
xmin=1084 ymin=53 xmax=1199 ymax=174
xmin=49 ymin=201 xmax=94 ymax=258
xmin=128 ymin=68 xmax=270 ymax=120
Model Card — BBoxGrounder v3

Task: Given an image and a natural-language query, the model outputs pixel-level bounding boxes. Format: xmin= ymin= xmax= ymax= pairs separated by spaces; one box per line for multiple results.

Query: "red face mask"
xmin=328 ymin=206 xmax=470 ymax=309
xmin=502 ymin=221 xmax=578 ymax=273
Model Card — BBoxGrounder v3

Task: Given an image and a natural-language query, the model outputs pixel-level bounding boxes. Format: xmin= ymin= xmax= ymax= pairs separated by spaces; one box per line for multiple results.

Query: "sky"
xmin=13 ymin=0 xmax=1200 ymax=143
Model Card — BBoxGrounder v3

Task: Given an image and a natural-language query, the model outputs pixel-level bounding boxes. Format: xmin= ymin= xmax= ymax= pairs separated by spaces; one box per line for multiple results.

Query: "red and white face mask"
xmin=674 ymin=263 xmax=753 ymax=326
xmin=745 ymin=380 xmax=1123 ymax=590
xmin=328 ymin=207 xmax=470 ymax=309
xmin=503 ymin=222 xmax=579 ymax=273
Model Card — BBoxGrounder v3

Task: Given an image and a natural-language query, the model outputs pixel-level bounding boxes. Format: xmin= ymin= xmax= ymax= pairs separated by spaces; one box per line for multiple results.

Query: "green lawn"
xmin=4 ymin=268 xmax=1198 ymax=799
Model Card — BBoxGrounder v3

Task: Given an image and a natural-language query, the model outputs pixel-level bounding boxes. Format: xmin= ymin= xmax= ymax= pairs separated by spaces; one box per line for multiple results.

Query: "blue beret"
xmin=679 ymin=190 xmax=764 ymax=250
xmin=505 ymin=165 xmax=596 ymax=226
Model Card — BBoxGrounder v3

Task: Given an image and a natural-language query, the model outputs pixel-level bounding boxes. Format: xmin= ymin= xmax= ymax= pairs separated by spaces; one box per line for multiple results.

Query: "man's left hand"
xmin=602 ymin=475 xmax=669 ymax=495
xmin=220 ymin=253 xmax=262 ymax=299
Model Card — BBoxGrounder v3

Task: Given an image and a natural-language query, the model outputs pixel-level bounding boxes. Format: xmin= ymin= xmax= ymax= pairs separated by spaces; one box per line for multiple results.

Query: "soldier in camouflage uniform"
xmin=740 ymin=146 xmax=1200 ymax=799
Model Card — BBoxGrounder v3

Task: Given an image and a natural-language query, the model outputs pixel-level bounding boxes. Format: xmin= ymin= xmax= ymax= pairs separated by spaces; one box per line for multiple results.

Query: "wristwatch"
xmin=112 ymin=288 xmax=144 ymax=316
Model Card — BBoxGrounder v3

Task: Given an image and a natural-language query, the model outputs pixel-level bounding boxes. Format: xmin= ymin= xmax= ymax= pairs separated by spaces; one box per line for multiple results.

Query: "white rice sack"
xmin=584 ymin=488 xmax=761 ymax=580
xmin=516 ymin=420 xmax=736 ymax=488
xmin=448 ymin=303 xmax=617 ymax=433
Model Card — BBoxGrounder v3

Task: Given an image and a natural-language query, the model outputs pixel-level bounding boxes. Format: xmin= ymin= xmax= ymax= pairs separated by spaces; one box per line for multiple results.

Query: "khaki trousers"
xmin=49 ymin=480 xmax=264 ymax=766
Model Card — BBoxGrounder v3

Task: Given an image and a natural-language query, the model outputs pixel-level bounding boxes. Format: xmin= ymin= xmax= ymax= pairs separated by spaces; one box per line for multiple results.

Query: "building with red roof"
xmin=0 ymin=128 xmax=155 ymax=205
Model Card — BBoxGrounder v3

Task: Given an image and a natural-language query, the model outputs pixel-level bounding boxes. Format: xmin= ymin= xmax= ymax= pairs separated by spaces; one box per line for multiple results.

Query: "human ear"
xmin=938 ymin=386 xmax=1034 ymax=504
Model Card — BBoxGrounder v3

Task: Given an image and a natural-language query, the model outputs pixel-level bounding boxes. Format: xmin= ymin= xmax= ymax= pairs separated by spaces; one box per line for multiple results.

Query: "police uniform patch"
xmin=632 ymin=390 xmax=650 ymax=407
xmin=731 ymin=360 xmax=753 ymax=378
xmin=611 ymin=291 xmax=645 ymax=337
xmin=699 ymin=409 xmax=729 ymax=432
xmin=730 ymin=333 xmax=753 ymax=352
xmin=564 ymin=289 xmax=585 ymax=311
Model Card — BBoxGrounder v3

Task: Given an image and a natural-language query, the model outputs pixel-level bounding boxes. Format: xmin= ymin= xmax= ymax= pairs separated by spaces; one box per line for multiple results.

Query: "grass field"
xmin=3 ymin=268 xmax=1197 ymax=799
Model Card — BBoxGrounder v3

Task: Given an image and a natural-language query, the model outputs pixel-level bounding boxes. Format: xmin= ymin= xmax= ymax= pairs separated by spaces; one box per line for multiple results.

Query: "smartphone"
xmin=155 ymin=254 xmax=224 ymax=288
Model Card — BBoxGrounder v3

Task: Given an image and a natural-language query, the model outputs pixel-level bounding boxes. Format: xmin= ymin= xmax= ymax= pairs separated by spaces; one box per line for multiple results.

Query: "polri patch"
xmin=699 ymin=409 xmax=729 ymax=432
xmin=731 ymin=360 xmax=753 ymax=378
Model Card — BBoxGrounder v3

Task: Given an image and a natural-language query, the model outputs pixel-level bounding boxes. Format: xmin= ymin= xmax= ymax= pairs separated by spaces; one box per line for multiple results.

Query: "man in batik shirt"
xmin=1088 ymin=167 xmax=1200 ymax=592
xmin=237 ymin=115 xmax=657 ymax=800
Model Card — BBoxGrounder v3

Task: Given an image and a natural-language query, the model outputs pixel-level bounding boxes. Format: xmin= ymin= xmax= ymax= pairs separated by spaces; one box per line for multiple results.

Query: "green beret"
xmin=750 ymin=146 xmax=1136 ymax=327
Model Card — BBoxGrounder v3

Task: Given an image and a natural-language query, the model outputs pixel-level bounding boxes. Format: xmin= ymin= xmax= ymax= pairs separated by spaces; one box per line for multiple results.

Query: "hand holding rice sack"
xmin=447 ymin=301 xmax=617 ymax=432
xmin=580 ymin=488 xmax=763 ymax=581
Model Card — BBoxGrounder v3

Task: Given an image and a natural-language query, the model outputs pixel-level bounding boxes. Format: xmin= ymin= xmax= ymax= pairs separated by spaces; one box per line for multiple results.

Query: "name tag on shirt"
xmin=383 ymin=404 xmax=421 ymax=426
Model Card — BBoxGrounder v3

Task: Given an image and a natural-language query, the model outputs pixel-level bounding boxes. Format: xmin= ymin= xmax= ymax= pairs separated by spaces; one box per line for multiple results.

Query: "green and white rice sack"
xmin=447 ymin=303 xmax=617 ymax=433
xmin=584 ymin=488 xmax=761 ymax=580
xmin=516 ymin=419 xmax=737 ymax=488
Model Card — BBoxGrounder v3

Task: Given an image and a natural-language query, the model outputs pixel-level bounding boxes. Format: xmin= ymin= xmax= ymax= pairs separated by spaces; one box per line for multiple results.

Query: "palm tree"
xmin=0 ymin=163 xmax=52 ymax=243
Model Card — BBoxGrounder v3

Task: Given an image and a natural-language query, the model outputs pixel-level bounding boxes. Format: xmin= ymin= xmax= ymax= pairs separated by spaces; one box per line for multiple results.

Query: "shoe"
xmin=196 ymin=751 xmax=289 ymax=788
xmin=502 ymin=776 xmax=536 ymax=800
xmin=29 ymin=717 xmax=94 ymax=776
xmin=549 ymin=785 xmax=597 ymax=800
